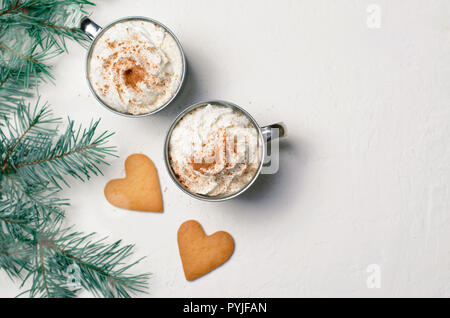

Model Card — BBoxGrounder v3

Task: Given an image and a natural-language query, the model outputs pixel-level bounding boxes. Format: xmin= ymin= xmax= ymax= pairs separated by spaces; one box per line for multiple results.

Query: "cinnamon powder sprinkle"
xmin=123 ymin=65 xmax=147 ymax=91
xmin=191 ymin=160 xmax=217 ymax=172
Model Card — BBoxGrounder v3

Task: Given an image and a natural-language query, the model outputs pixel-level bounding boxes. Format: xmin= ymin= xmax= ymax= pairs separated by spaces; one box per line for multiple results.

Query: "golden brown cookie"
xmin=177 ymin=220 xmax=234 ymax=281
xmin=104 ymin=154 xmax=163 ymax=212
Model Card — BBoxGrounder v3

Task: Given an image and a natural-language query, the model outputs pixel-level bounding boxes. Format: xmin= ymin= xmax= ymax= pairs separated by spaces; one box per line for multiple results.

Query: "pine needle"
xmin=0 ymin=1 xmax=150 ymax=298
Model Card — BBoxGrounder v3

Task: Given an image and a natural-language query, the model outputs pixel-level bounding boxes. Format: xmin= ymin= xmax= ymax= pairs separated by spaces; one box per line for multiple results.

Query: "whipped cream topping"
xmin=88 ymin=19 xmax=183 ymax=115
xmin=169 ymin=104 xmax=262 ymax=197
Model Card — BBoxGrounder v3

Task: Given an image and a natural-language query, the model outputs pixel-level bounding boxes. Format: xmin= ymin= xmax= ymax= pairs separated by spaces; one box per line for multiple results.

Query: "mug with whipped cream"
xmin=80 ymin=16 xmax=186 ymax=117
xmin=164 ymin=101 xmax=286 ymax=201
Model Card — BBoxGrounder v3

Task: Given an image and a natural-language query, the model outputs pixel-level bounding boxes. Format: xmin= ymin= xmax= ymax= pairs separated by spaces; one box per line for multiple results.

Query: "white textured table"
xmin=1 ymin=0 xmax=449 ymax=298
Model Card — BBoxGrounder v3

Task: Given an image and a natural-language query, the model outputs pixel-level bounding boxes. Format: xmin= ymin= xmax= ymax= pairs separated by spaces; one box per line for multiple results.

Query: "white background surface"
xmin=1 ymin=0 xmax=450 ymax=297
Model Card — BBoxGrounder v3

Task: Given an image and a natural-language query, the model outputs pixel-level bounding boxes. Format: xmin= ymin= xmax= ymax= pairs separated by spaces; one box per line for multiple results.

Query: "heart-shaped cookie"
xmin=104 ymin=154 xmax=163 ymax=212
xmin=178 ymin=220 xmax=234 ymax=281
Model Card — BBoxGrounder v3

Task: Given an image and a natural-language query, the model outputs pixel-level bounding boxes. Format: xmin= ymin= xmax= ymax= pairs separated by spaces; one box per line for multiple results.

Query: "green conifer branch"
xmin=16 ymin=223 xmax=150 ymax=298
xmin=0 ymin=234 xmax=33 ymax=279
xmin=0 ymin=0 xmax=150 ymax=298
xmin=0 ymin=0 xmax=94 ymax=112
xmin=0 ymin=100 xmax=150 ymax=297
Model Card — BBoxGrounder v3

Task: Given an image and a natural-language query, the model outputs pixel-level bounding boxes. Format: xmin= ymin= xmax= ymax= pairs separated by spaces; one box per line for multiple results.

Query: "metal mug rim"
xmin=84 ymin=16 xmax=187 ymax=118
xmin=163 ymin=100 xmax=266 ymax=202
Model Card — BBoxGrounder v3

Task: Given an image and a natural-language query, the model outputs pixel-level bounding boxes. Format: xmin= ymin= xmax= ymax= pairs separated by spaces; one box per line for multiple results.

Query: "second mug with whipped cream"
xmin=167 ymin=103 xmax=263 ymax=198
xmin=83 ymin=17 xmax=185 ymax=116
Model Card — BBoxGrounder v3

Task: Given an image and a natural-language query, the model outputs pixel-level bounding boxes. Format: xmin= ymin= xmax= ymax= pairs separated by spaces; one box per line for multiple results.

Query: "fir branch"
xmin=0 ymin=234 xmax=32 ymax=279
xmin=42 ymin=230 xmax=149 ymax=298
xmin=6 ymin=98 xmax=58 ymax=156
xmin=0 ymin=42 xmax=41 ymax=64
xmin=0 ymin=100 xmax=150 ymax=297
xmin=2 ymin=99 xmax=116 ymax=188
xmin=0 ymin=0 xmax=94 ymax=109
xmin=0 ymin=68 xmax=36 ymax=113
xmin=0 ymin=0 xmax=23 ymax=17
xmin=13 ymin=119 xmax=116 ymax=187
xmin=0 ymin=0 xmax=151 ymax=299
xmin=11 ymin=222 xmax=149 ymax=298
xmin=1 ymin=99 xmax=59 ymax=173
xmin=1 ymin=174 xmax=67 ymax=225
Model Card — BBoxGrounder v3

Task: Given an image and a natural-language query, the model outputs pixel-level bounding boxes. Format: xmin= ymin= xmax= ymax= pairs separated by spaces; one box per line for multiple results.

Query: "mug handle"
xmin=80 ymin=17 xmax=103 ymax=40
xmin=261 ymin=122 xmax=287 ymax=142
